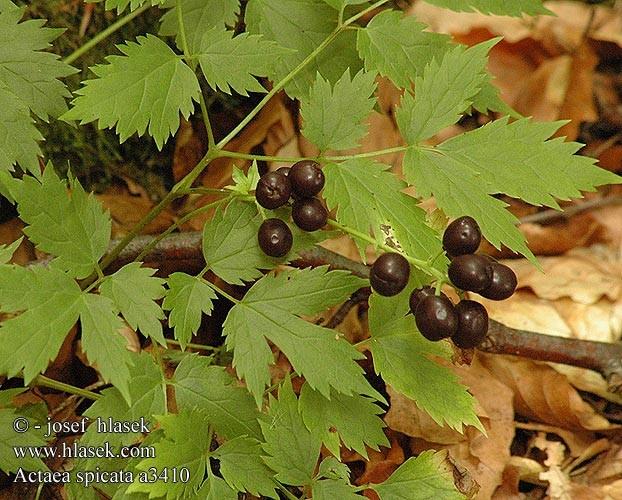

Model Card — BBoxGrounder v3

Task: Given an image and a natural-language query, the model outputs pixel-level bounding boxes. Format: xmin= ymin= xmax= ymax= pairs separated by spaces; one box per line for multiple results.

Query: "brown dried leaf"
xmin=0 ymin=218 xmax=35 ymax=264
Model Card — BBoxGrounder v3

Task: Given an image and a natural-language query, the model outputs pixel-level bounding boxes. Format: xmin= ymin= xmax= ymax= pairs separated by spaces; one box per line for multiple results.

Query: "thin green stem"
xmin=327 ymin=219 xmax=445 ymax=281
xmin=198 ymin=275 xmax=240 ymax=305
xmin=345 ymin=0 xmax=391 ymax=25
xmin=183 ymin=187 xmax=230 ymax=196
xmin=166 ymin=339 xmax=220 ymax=352
xmin=135 ymin=196 xmax=229 ymax=262
xmin=63 ymin=4 xmax=151 ymax=65
xmin=175 ymin=0 xmax=190 ymax=56
xmin=199 ymin=93 xmax=216 ymax=149
xmin=34 ymin=375 xmax=101 ymax=401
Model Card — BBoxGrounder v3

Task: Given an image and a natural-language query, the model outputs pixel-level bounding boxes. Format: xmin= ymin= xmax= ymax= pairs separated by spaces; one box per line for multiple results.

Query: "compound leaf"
xmin=313 ymin=479 xmax=362 ymax=500
xmin=173 ymin=355 xmax=262 ymax=440
xmin=301 ymin=70 xmax=377 ymax=152
xmin=62 ymin=34 xmax=199 ymax=150
xmin=368 ymin=290 xmax=482 ymax=433
xmin=162 ymin=272 xmax=217 ymax=349
xmin=213 ymin=437 xmax=277 ymax=498
xmin=423 ymin=0 xmax=550 ymax=16
xmin=95 ymin=0 xmax=167 ymax=14
xmin=15 ymin=167 xmax=111 ymax=279
xmin=372 ymin=451 xmax=463 ymax=500
xmin=198 ymin=28 xmax=291 ymax=96
xmin=100 ymin=263 xmax=167 ymax=346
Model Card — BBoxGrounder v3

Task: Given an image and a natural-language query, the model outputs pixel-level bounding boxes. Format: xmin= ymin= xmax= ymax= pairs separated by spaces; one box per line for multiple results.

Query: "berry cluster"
xmin=369 ymin=216 xmax=518 ymax=349
xmin=255 ymin=161 xmax=328 ymax=257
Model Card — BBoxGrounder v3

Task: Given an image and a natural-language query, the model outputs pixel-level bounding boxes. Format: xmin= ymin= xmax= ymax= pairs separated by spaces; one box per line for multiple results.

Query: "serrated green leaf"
xmin=321 ymin=0 xmax=369 ymax=9
xmin=226 ymin=161 xmax=259 ymax=194
xmin=129 ymin=410 xmax=210 ymax=499
xmin=0 ymin=1 xmax=17 ymax=11
xmin=159 ymin=0 xmax=240 ymax=53
xmin=317 ymin=457 xmax=351 ymax=481
xmin=323 ymin=159 xmax=444 ymax=263
xmin=96 ymin=0 xmax=166 ymax=14
xmin=14 ymin=167 xmax=111 ymax=279
xmin=0 ymin=266 xmax=82 ymax=383
xmin=0 ymin=87 xmax=42 ymax=174
xmin=0 ymin=170 xmax=18 ymax=202
xmin=372 ymin=451 xmax=463 ymax=500
xmin=198 ymin=28 xmax=291 ymax=96
xmin=173 ymin=355 xmax=262 ymax=440
xmin=0 ymin=408 xmax=48 ymax=473
xmin=202 ymin=199 xmax=323 ymax=285
xmin=224 ymin=268 xmax=377 ymax=405
xmin=162 ymin=272 xmax=217 ymax=349
xmin=0 ymin=237 xmax=22 ymax=265
xmin=301 ymin=70 xmax=376 ymax=152
xmin=369 ymin=290 xmax=482 ymax=433
xmin=313 ymin=479 xmax=362 ymax=500
xmin=62 ymin=34 xmax=200 ymax=150
xmin=405 ymin=118 xmax=621 ymax=262
xmin=213 ymin=437 xmax=277 ymax=498
xmin=396 ymin=40 xmax=496 ymax=144
xmin=245 ymin=0 xmax=362 ymax=99
xmin=299 ymin=383 xmax=388 ymax=458
xmin=260 ymin=378 xmax=322 ymax=486
xmin=196 ymin=475 xmax=238 ymax=500
xmin=78 ymin=294 xmax=134 ymax=402
xmin=423 ymin=0 xmax=550 ymax=16
xmin=100 ymin=263 xmax=167 ymax=346
xmin=356 ymin=10 xmax=451 ymax=89
xmin=0 ymin=8 xmax=75 ymax=120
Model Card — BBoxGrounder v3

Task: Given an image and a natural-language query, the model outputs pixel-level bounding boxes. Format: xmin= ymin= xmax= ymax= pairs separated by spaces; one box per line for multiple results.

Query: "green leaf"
xmin=162 ymin=272 xmax=217 ymax=349
xmin=198 ymin=28 xmax=291 ymax=96
xmin=202 ymin=199 xmax=323 ymax=285
xmin=173 ymin=355 xmax=262 ymax=440
xmin=260 ymin=378 xmax=322 ymax=487
xmin=356 ymin=10 xmax=451 ymax=89
xmin=316 ymin=457 xmax=351 ymax=481
xmin=226 ymin=161 xmax=259 ymax=194
xmin=396 ymin=40 xmax=496 ymax=144
xmin=15 ymin=167 xmax=111 ymax=279
xmin=0 ymin=408 xmax=49 ymax=473
xmin=62 ymin=34 xmax=200 ymax=150
xmin=213 ymin=437 xmax=278 ymax=498
xmin=196 ymin=475 xmax=238 ymax=500
xmin=78 ymin=294 xmax=134 ymax=402
xmin=223 ymin=268 xmax=376 ymax=405
xmin=245 ymin=0 xmax=362 ymax=99
xmin=0 ymin=8 xmax=75 ymax=120
xmin=405 ymin=118 xmax=622 ymax=262
xmin=0 ymin=237 xmax=22 ymax=265
xmin=97 ymin=0 xmax=166 ymax=14
xmin=0 ymin=87 xmax=42 ymax=174
xmin=323 ymin=159 xmax=444 ymax=263
xmin=129 ymin=410 xmax=211 ymax=498
xmin=0 ymin=266 xmax=82 ymax=383
xmin=301 ymin=70 xmax=376 ymax=152
xmin=159 ymin=0 xmax=240 ymax=53
xmin=313 ymin=479 xmax=362 ymax=500
xmin=322 ymin=0 xmax=369 ymax=9
xmin=100 ymin=263 xmax=167 ymax=346
xmin=372 ymin=451 xmax=463 ymax=500
xmin=368 ymin=290 xmax=482 ymax=433
xmin=299 ymin=384 xmax=388 ymax=458
xmin=423 ymin=0 xmax=550 ymax=16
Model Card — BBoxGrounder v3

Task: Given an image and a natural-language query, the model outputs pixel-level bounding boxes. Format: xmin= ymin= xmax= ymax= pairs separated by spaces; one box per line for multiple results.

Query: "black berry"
xmin=443 ymin=216 xmax=481 ymax=256
xmin=369 ymin=253 xmax=410 ymax=297
xmin=415 ymin=294 xmax=458 ymax=341
xmin=292 ymin=197 xmax=328 ymax=231
xmin=257 ymin=218 xmax=293 ymax=257
xmin=479 ymin=262 xmax=517 ymax=300
xmin=408 ymin=286 xmax=435 ymax=315
xmin=289 ymin=160 xmax=325 ymax=197
xmin=255 ymin=171 xmax=291 ymax=209
xmin=452 ymin=300 xmax=488 ymax=348
xmin=277 ymin=166 xmax=291 ymax=177
xmin=448 ymin=254 xmax=493 ymax=292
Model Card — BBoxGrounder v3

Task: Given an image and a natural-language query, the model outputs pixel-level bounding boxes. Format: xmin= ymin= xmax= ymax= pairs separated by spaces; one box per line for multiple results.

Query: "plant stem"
xmin=198 ymin=276 xmax=240 ymax=305
xmin=34 ymin=375 xmax=101 ymax=401
xmin=326 ymin=219 xmax=445 ymax=281
xmin=175 ymin=0 xmax=190 ymax=56
xmin=63 ymin=4 xmax=151 ymax=65
xmin=166 ymin=339 xmax=220 ymax=352
xmin=199 ymin=93 xmax=216 ymax=149
xmin=346 ymin=0 xmax=391 ymax=25
xmin=275 ymin=482 xmax=300 ymax=500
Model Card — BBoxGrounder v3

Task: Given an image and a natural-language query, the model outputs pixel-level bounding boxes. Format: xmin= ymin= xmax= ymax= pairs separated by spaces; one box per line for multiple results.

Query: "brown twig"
xmin=323 ymin=287 xmax=372 ymax=329
xmin=29 ymin=231 xmax=622 ymax=392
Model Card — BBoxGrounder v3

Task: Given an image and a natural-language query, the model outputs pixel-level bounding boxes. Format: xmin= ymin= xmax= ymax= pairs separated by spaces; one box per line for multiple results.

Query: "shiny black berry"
xmin=292 ymin=197 xmax=328 ymax=231
xmin=408 ymin=286 xmax=435 ymax=315
xmin=443 ymin=216 xmax=481 ymax=256
xmin=415 ymin=294 xmax=458 ymax=341
xmin=277 ymin=166 xmax=291 ymax=177
xmin=448 ymin=254 xmax=493 ymax=292
xmin=257 ymin=218 xmax=293 ymax=257
xmin=479 ymin=262 xmax=517 ymax=300
xmin=289 ymin=160 xmax=325 ymax=197
xmin=452 ymin=300 xmax=489 ymax=348
xmin=255 ymin=171 xmax=291 ymax=209
xmin=369 ymin=253 xmax=410 ymax=297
